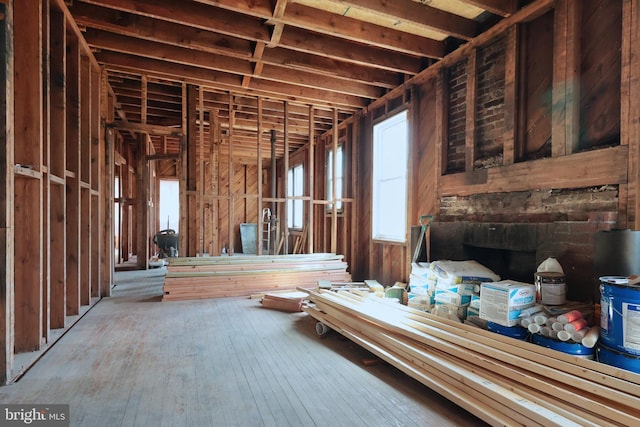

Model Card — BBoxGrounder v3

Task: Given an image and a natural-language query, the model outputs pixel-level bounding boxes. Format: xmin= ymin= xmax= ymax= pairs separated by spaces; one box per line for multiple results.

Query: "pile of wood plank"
xmin=162 ymin=253 xmax=351 ymax=301
xmin=302 ymin=289 xmax=640 ymax=426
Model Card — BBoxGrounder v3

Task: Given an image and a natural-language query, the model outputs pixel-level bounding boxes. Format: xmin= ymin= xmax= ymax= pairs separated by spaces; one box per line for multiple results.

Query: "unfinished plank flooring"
xmin=0 ymin=268 xmax=485 ymax=427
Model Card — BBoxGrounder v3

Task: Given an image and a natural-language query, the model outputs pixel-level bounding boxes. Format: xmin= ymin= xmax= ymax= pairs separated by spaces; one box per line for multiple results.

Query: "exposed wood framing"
xmin=551 ymin=0 xmax=581 ymax=157
xmin=307 ymin=105 xmax=314 ymax=254
xmin=330 ymin=108 xmax=338 ymax=254
xmin=65 ymin=28 xmax=81 ymax=317
xmin=257 ymin=98 xmax=263 ymax=255
xmin=503 ymin=26 xmax=518 ymax=165
xmin=464 ymin=49 xmax=477 ymax=171
xmin=0 ymin=0 xmax=14 ymax=384
xmin=622 ymin=0 xmax=640 ymax=229
xmin=136 ymin=132 xmax=149 ymax=269
xmin=14 ymin=0 xmax=44 ymax=352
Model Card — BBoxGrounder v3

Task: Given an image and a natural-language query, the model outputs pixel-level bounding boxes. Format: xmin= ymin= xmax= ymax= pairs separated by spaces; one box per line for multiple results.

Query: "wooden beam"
xmin=295 ymin=0 xmax=478 ymax=40
xmin=457 ymin=0 xmax=517 ymax=17
xmin=113 ymin=120 xmax=183 ymax=137
xmin=257 ymin=98 xmax=263 ymax=255
xmin=439 ymin=145 xmax=629 ymax=196
xmin=80 ymin=55 xmax=92 ymax=305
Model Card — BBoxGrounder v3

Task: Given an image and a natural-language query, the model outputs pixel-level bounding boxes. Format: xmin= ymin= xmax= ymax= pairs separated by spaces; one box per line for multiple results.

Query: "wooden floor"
xmin=0 ymin=268 xmax=487 ymax=426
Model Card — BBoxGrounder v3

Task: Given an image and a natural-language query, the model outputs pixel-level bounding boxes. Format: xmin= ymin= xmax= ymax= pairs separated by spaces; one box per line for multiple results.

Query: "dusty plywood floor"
xmin=0 ymin=268 xmax=487 ymax=426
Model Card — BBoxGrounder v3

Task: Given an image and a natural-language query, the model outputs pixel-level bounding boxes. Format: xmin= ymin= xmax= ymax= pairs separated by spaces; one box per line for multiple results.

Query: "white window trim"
xmin=287 ymin=163 xmax=304 ymax=230
xmin=326 ymin=143 xmax=344 ymax=213
xmin=372 ymin=109 xmax=409 ymax=243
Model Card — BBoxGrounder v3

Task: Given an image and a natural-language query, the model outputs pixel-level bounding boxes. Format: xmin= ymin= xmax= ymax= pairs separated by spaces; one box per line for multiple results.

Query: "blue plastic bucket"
xmin=597 ymin=343 xmax=640 ymax=374
xmin=531 ymin=334 xmax=595 ymax=359
xmin=600 ymin=276 xmax=640 ymax=356
xmin=486 ymin=321 xmax=529 ymax=340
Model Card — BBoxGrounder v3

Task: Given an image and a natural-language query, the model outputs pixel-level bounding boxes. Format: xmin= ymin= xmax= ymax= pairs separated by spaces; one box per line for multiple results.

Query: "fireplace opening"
xmin=463 ymin=244 xmax=536 ymax=283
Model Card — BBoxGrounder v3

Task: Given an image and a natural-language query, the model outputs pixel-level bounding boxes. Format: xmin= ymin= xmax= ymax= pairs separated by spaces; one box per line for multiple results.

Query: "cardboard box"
xmin=480 ymin=280 xmax=536 ymax=327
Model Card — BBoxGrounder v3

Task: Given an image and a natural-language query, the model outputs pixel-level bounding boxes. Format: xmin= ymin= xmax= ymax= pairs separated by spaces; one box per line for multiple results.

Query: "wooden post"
xmin=283 ymin=101 xmax=289 ymax=254
xmin=178 ymin=82 xmax=187 ymax=256
xmin=330 ymin=108 xmax=338 ymax=255
xmin=65 ymin=30 xmax=81 ymax=316
xmin=307 ymin=105 xmax=314 ymax=254
xmin=503 ymin=27 xmax=518 ymax=165
xmin=136 ymin=132 xmax=149 ymax=269
xmin=0 ymin=0 xmax=14 ymax=383
xmin=100 ymin=67 xmax=113 ymax=297
xmin=552 ymin=0 xmax=581 ymax=158
xmin=228 ymin=94 xmax=234 ymax=254
xmin=41 ymin=0 xmax=51 ymax=343
xmin=198 ymin=86 xmax=204 ymax=254
xmin=80 ymin=55 xmax=91 ymax=304
xmin=49 ymin=5 xmax=66 ymax=329
xmin=14 ymin=0 xmax=44 ymax=351
xmin=90 ymin=65 xmax=101 ymax=298
xmin=186 ymin=84 xmax=197 ymax=256
xmin=622 ymin=0 xmax=640 ymax=228
xmin=465 ymin=50 xmax=477 ymax=171
xmin=257 ymin=97 xmax=263 ymax=255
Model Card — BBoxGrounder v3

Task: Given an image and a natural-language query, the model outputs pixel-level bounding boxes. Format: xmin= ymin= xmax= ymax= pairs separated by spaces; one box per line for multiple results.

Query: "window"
xmin=287 ymin=164 xmax=304 ymax=229
xmin=372 ymin=110 xmax=409 ymax=242
xmin=326 ymin=144 xmax=344 ymax=211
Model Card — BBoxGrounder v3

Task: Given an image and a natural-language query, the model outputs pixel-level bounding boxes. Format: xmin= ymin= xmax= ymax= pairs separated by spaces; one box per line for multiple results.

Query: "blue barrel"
xmin=532 ymin=334 xmax=595 ymax=359
xmin=486 ymin=321 xmax=529 ymax=340
xmin=597 ymin=343 xmax=640 ymax=374
xmin=600 ymin=276 xmax=640 ymax=356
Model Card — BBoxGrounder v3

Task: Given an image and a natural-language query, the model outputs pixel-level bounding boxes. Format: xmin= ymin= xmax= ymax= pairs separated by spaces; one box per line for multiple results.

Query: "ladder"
xmin=261 ymin=208 xmax=271 ymax=254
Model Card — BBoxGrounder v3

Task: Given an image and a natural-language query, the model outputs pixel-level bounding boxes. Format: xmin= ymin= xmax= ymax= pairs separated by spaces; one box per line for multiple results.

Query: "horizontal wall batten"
xmin=439 ymin=146 xmax=628 ymax=196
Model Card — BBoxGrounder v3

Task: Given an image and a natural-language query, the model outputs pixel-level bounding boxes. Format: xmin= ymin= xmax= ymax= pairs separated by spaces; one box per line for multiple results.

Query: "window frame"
xmin=287 ymin=163 xmax=304 ymax=230
xmin=326 ymin=142 xmax=345 ymax=213
xmin=371 ymin=109 xmax=409 ymax=244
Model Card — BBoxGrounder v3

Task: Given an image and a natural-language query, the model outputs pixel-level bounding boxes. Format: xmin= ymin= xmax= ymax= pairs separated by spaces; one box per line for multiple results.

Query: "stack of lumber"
xmin=163 ymin=253 xmax=351 ymax=301
xmin=260 ymin=293 xmax=305 ymax=312
xmin=302 ymin=289 xmax=640 ymax=427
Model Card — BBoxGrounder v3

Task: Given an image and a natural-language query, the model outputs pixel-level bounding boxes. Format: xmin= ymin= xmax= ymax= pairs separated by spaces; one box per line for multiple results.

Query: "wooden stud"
xmin=0 ymin=0 xmax=14 ymax=383
xmin=65 ymin=29 xmax=81 ymax=316
xmin=503 ymin=27 xmax=518 ymax=165
xmin=80 ymin=55 xmax=91 ymax=304
xmin=90 ymin=66 xmax=101 ymax=298
xmin=464 ymin=50 xmax=477 ymax=171
xmin=330 ymin=109 xmax=338 ymax=255
xmin=283 ymin=101 xmax=289 ymax=255
xmin=257 ymin=98 xmax=263 ymax=255
xmin=552 ymin=0 xmax=581 ymax=158
xmin=14 ymin=0 xmax=44 ymax=352
xmin=100 ymin=68 xmax=113 ymax=297
xmin=227 ymin=94 xmax=234 ymax=254
xmin=622 ymin=0 xmax=640 ymax=228
xmin=41 ymin=0 xmax=51 ymax=344
xmin=136 ymin=132 xmax=149 ymax=270
xmin=307 ymin=105 xmax=314 ymax=254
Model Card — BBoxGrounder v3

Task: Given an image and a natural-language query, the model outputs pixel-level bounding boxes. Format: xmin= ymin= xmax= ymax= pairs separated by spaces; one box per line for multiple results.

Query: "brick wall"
xmin=475 ymin=36 xmax=506 ymax=167
xmin=432 ymin=187 xmax=619 ymax=303
xmin=446 ymin=59 xmax=467 ymax=173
